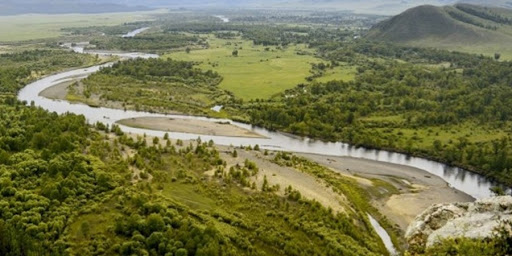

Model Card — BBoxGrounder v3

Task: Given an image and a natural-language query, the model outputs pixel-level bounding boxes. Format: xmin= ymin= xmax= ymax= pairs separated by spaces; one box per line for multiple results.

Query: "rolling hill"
xmin=366 ymin=4 xmax=512 ymax=58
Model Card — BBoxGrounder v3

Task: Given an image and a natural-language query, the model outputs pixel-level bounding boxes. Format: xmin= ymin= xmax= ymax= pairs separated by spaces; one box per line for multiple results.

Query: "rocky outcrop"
xmin=405 ymin=196 xmax=512 ymax=249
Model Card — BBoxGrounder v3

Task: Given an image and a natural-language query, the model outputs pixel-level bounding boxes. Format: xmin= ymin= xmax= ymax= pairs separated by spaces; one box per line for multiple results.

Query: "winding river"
xmin=18 ymin=60 xmax=506 ymax=200
xmin=19 ymin=28 xmax=510 ymax=255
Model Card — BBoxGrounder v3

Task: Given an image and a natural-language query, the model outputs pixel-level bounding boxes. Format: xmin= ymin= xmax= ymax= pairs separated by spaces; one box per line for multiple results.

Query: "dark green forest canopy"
xmin=0 ymin=50 xmax=97 ymax=94
xmin=247 ymin=42 xmax=512 ymax=185
xmin=99 ymin=58 xmax=221 ymax=83
xmin=0 ymin=50 xmax=388 ymax=256
xmin=1 ymin=16 xmax=511 ymax=254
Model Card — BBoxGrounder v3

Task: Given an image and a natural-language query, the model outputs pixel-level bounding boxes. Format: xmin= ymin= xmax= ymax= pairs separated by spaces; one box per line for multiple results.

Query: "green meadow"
xmin=314 ymin=64 xmax=357 ymax=83
xmin=0 ymin=10 xmax=161 ymax=42
xmin=164 ymin=36 xmax=323 ymax=100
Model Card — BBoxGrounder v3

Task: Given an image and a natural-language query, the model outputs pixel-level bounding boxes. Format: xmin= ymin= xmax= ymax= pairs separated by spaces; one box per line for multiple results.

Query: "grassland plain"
xmin=314 ymin=64 xmax=357 ymax=83
xmin=165 ymin=36 xmax=329 ymax=100
xmin=0 ymin=10 xmax=163 ymax=42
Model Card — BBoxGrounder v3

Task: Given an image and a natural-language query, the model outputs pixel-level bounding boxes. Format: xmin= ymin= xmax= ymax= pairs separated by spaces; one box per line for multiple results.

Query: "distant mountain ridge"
xmin=366 ymin=3 xmax=512 ymax=50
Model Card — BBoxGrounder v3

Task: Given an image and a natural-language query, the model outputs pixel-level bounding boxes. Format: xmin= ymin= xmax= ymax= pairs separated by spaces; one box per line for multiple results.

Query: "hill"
xmin=366 ymin=4 xmax=512 ymax=57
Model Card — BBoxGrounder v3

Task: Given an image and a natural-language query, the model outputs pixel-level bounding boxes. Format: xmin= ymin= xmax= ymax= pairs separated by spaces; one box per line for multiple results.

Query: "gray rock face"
xmin=405 ymin=196 xmax=512 ymax=249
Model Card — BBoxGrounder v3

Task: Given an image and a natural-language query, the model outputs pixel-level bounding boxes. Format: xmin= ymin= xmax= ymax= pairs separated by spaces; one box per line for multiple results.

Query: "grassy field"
xmin=409 ymin=40 xmax=512 ymax=61
xmin=314 ymin=64 xmax=357 ymax=83
xmin=0 ymin=10 xmax=162 ymax=42
xmin=365 ymin=119 xmax=510 ymax=149
xmin=164 ymin=36 xmax=322 ymax=100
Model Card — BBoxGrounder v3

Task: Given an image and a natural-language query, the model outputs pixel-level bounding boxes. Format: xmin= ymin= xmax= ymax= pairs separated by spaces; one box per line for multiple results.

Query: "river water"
xmin=368 ymin=214 xmax=398 ymax=256
xmin=18 ymin=65 xmax=503 ymax=199
xmin=17 ymin=27 xmax=510 ymax=255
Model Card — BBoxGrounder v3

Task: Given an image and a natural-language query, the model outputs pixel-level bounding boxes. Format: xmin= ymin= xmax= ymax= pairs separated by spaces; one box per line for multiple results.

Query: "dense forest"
xmin=247 ymin=41 xmax=512 ymax=186
xmin=0 ymin=100 xmax=388 ymax=255
xmin=61 ymin=22 xmax=153 ymax=36
xmin=0 ymin=50 xmax=390 ymax=255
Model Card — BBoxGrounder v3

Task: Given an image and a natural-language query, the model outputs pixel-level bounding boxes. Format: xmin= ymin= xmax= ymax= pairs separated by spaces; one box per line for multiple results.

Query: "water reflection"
xmin=17 ymin=49 xmax=511 ymax=200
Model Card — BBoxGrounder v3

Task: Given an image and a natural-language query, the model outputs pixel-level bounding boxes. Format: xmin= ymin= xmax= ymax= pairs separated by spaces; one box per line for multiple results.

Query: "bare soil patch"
xmin=118 ymin=117 xmax=266 ymax=138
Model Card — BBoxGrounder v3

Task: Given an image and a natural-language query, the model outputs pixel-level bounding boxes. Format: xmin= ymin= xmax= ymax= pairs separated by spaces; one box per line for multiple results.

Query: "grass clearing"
xmin=161 ymin=182 xmax=216 ymax=210
xmin=0 ymin=10 xmax=162 ymax=42
xmin=164 ymin=36 xmax=322 ymax=100
xmin=314 ymin=64 xmax=357 ymax=83
xmin=374 ymin=121 xmax=509 ymax=149
xmin=408 ymin=40 xmax=512 ymax=61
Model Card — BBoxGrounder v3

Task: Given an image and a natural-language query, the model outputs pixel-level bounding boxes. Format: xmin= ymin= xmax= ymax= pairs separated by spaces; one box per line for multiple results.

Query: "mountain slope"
xmin=366 ymin=4 xmax=512 ymax=55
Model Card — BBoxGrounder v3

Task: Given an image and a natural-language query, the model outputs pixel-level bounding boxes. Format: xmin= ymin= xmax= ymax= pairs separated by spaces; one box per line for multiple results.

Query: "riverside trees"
xmin=0 ymin=49 xmax=389 ymax=256
xmin=248 ymin=42 xmax=512 ymax=186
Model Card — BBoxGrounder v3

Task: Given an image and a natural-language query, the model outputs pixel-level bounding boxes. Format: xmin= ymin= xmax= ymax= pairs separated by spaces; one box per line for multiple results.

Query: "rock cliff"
xmin=405 ymin=196 xmax=512 ymax=249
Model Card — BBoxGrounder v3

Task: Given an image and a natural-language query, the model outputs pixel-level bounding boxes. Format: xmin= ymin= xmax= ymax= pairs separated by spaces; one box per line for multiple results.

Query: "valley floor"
xmin=298 ymin=153 xmax=474 ymax=231
xmin=40 ymin=77 xmax=474 ymax=233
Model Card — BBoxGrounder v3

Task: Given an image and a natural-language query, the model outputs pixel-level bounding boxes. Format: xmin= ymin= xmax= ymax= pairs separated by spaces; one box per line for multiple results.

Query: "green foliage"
xmin=249 ymin=42 xmax=512 ymax=185
xmin=89 ymin=33 xmax=203 ymax=52
xmin=75 ymin=58 xmax=230 ymax=115
xmin=0 ymin=50 xmax=97 ymax=94
xmin=61 ymin=22 xmax=151 ymax=36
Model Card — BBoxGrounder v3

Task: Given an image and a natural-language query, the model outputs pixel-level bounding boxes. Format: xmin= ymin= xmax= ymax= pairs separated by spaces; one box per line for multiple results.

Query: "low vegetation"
xmin=249 ymin=41 xmax=512 ymax=186
xmin=70 ymin=58 xmax=230 ymax=115
xmin=165 ymin=36 xmax=322 ymax=100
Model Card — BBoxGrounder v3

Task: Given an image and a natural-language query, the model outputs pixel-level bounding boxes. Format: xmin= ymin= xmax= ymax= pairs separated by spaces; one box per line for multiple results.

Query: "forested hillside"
xmin=3 ymin=8 xmax=512 ymax=255
xmin=248 ymin=41 xmax=512 ymax=186
xmin=0 ymin=50 xmax=389 ymax=255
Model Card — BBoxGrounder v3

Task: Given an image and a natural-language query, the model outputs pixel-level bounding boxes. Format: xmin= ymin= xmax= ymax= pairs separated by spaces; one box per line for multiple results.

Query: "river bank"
xmin=118 ymin=117 xmax=266 ymax=138
xmin=299 ymin=153 xmax=475 ymax=231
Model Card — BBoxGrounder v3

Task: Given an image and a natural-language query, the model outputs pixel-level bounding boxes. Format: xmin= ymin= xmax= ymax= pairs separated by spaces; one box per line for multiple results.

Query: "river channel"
xmin=16 ymin=27 xmax=511 ymax=255
xmin=18 ymin=62 xmax=504 ymax=199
